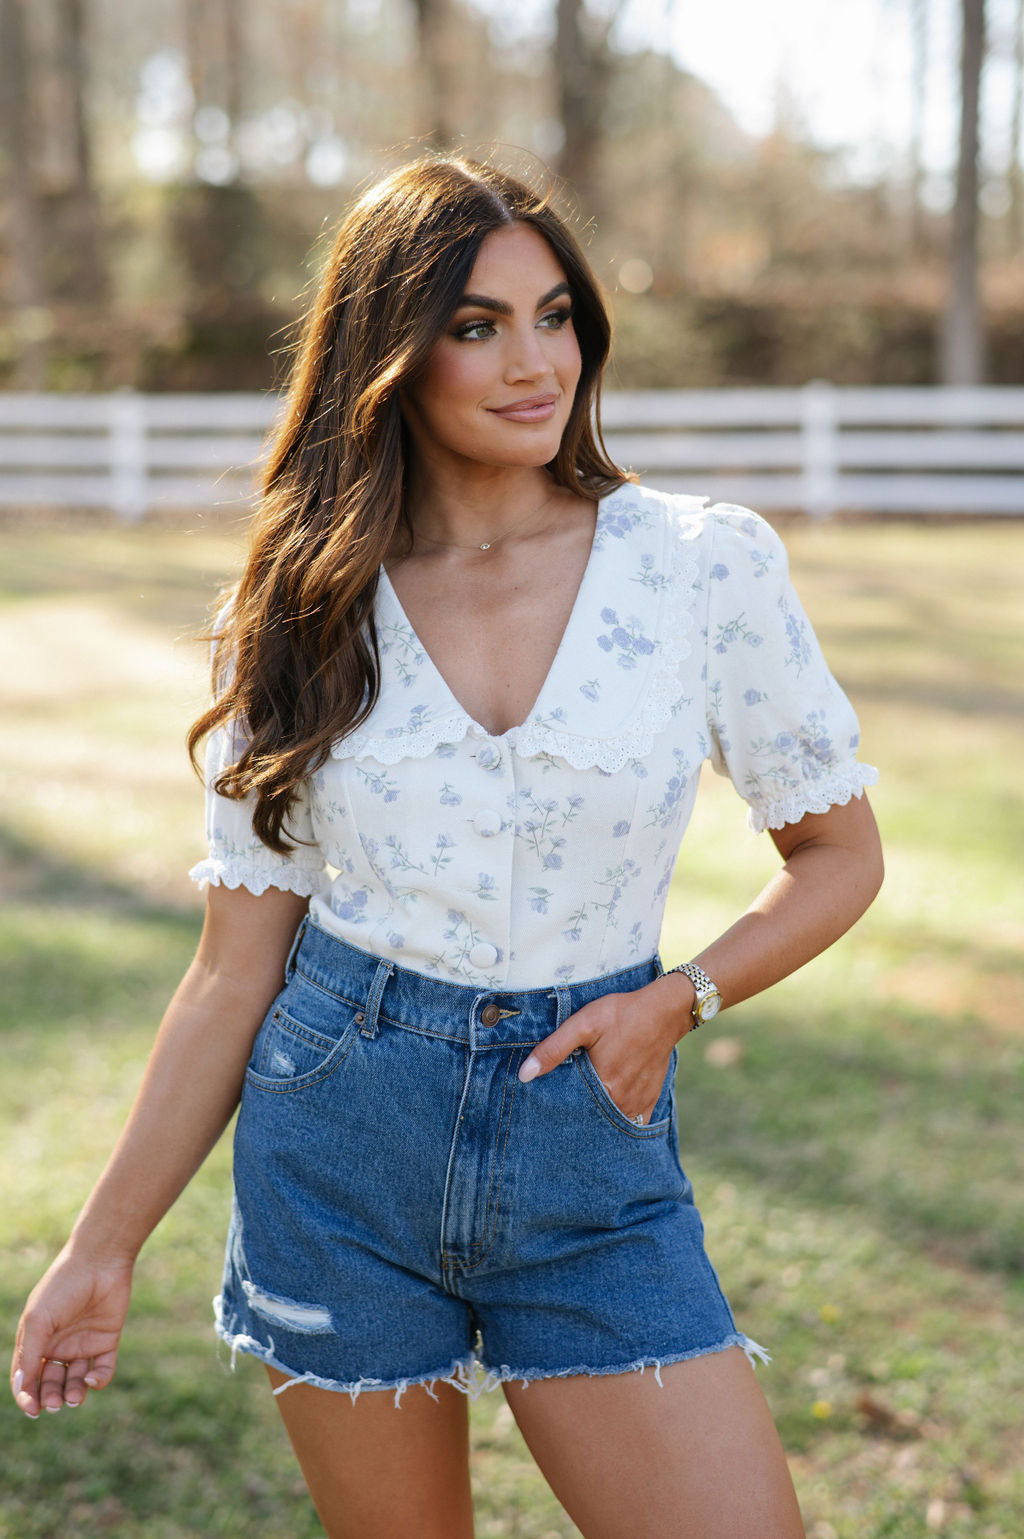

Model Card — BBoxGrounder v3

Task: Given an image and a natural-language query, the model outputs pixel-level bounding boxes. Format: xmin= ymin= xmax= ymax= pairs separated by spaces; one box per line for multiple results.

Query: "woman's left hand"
xmin=516 ymin=976 xmax=693 ymax=1125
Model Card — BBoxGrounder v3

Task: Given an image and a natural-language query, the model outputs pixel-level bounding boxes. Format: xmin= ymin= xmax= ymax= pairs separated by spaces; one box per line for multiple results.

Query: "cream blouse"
xmin=190 ymin=483 xmax=878 ymax=989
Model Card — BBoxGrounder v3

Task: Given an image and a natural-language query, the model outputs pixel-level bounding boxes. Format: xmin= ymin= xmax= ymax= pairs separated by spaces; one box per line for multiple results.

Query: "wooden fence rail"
xmin=1 ymin=383 xmax=1023 ymax=520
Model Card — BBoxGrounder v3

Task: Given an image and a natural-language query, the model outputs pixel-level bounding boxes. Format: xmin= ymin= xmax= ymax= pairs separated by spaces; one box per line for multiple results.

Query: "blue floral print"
xmin=632 ymin=553 xmax=670 ymax=591
xmin=356 ymin=765 xmax=399 ymax=802
xmin=779 ymin=595 xmax=814 ymax=675
xmin=378 ymin=618 xmax=425 ymax=688
xmin=596 ymin=609 xmax=657 ymax=670
xmin=711 ymin=614 xmax=764 ymax=655
xmin=193 ymin=485 xmax=876 ymax=986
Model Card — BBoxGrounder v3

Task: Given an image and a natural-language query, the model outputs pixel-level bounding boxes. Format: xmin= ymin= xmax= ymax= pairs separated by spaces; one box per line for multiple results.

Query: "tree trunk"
xmin=940 ymin=0 xmax=986 ymax=384
xmin=554 ymin=0 xmax=614 ymax=205
xmin=1009 ymin=0 xmax=1024 ymax=253
xmin=411 ymin=0 xmax=455 ymax=149
xmin=184 ymin=0 xmax=243 ymax=170
xmin=52 ymin=0 xmax=106 ymax=301
xmin=908 ymin=0 xmax=930 ymax=257
xmin=0 ymin=0 xmax=48 ymax=386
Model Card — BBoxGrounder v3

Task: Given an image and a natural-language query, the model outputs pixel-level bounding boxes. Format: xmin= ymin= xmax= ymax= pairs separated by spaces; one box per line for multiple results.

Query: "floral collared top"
xmin=190 ymin=483 xmax=878 ymax=990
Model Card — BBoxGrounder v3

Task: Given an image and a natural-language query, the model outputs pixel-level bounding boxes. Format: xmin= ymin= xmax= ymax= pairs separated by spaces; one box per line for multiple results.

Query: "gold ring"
xmin=45 ymin=1358 xmax=70 ymax=1368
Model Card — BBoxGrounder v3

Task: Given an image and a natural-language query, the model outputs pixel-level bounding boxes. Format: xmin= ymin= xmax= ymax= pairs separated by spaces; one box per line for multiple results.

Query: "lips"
xmin=488 ymin=394 xmax=558 ymax=422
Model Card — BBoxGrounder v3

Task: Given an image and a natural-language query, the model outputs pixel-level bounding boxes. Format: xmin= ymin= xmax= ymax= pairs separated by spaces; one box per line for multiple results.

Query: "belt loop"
xmin=361 ymin=956 xmax=394 ymax=1039
xmin=284 ymin=915 xmax=308 ymax=983
xmin=552 ymin=984 xmax=572 ymax=1028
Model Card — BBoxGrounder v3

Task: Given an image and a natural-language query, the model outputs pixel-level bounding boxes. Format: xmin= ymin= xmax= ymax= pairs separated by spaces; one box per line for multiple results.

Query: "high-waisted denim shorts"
xmin=215 ymin=917 xmax=766 ymax=1405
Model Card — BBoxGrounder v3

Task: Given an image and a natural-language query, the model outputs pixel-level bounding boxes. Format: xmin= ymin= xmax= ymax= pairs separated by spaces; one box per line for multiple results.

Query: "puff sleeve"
xmin=188 ymin=713 xmax=327 ymax=899
xmin=703 ymin=503 xmax=878 ymax=833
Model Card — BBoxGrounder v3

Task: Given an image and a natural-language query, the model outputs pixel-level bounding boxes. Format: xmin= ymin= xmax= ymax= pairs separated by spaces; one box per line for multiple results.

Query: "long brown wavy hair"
xmin=188 ymin=153 xmax=628 ymax=853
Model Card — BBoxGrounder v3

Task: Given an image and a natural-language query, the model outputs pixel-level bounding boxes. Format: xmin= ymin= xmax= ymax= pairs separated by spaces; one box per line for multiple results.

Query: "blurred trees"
xmin=942 ymin=0 xmax=987 ymax=384
xmin=0 ymin=0 xmax=47 ymax=387
xmin=554 ymin=0 xmax=620 ymax=213
xmin=0 ymin=0 xmax=1022 ymax=391
xmin=412 ymin=0 xmax=457 ymax=148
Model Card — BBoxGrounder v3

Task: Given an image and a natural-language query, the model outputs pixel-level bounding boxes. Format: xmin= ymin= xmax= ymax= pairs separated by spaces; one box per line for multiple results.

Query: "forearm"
xmin=655 ymin=796 xmax=884 ymax=1038
xmin=67 ymin=958 xmax=273 ymax=1265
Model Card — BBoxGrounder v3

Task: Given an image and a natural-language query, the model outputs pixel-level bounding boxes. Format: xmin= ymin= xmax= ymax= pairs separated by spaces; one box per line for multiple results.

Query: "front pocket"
xmin=574 ymin=1045 xmax=676 ymax=1138
xmin=246 ymin=1004 xmax=361 ymax=1093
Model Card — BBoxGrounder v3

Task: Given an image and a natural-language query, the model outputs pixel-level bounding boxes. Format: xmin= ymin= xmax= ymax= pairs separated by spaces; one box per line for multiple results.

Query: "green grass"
xmin=1 ymin=515 xmax=1022 ymax=1538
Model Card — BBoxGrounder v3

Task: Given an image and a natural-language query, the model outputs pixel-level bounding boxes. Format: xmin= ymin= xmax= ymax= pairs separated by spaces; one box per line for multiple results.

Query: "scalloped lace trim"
xmin=746 ymin=763 xmax=879 ymax=833
xmin=188 ymin=857 xmax=325 ymax=898
xmin=331 ymin=710 xmax=473 ymax=765
xmin=331 ymin=493 xmax=704 ymax=772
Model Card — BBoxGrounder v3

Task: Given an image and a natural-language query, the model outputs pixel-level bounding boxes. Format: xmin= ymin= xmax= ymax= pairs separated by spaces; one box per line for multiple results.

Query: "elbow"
xmin=861 ymin=824 xmax=885 ymax=912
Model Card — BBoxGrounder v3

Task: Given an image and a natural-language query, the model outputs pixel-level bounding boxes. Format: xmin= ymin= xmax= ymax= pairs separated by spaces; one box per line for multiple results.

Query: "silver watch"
xmin=666 ymin=962 xmax=722 ymax=1030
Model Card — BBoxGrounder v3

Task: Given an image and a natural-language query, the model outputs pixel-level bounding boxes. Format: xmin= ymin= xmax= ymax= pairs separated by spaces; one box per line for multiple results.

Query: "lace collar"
xmin=331 ymin=483 xmax=710 ymax=772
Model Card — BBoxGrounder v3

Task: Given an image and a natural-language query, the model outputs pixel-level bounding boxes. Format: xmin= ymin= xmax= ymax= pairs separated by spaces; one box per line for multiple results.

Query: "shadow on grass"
xmin=3 ymin=821 xmax=1021 ymax=1283
xmin=677 ymin=1003 xmax=1024 ymax=1279
xmin=848 ymin=671 xmax=1024 ymax=723
xmin=0 ymin=822 xmax=201 ymax=1037
xmin=0 ymin=523 xmax=242 ymax=637
xmin=0 ymin=821 xmax=198 ymax=916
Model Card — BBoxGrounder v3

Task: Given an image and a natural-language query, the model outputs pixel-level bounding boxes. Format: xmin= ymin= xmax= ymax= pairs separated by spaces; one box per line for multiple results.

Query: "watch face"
xmin=698 ymin=992 xmax=722 ymax=1022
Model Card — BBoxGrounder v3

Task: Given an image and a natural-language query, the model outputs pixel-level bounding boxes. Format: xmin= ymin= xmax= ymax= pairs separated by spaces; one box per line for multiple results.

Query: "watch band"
xmin=664 ymin=961 xmax=721 ymax=1030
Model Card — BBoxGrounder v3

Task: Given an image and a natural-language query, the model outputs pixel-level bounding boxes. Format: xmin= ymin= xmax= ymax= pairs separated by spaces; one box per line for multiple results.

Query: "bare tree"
xmin=908 ymin=0 xmax=930 ymax=256
xmin=554 ymin=0 xmax=621 ymax=206
xmin=0 ymin=0 xmax=48 ymax=386
xmin=184 ymin=0 xmax=244 ymax=170
xmin=1010 ymin=0 xmax=1024 ymax=251
xmin=940 ymin=0 xmax=987 ymax=384
xmin=411 ymin=0 xmax=455 ymax=148
xmin=52 ymin=0 xmax=106 ymax=300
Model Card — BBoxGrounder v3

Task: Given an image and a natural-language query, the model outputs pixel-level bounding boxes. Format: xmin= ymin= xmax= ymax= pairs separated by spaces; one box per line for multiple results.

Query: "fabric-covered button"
xmin=480 ymin=1003 xmax=502 ymax=1027
xmin=469 ymin=941 xmax=499 ymax=969
xmin=474 ymin=809 xmax=503 ymax=838
xmin=476 ymin=743 xmax=501 ymax=770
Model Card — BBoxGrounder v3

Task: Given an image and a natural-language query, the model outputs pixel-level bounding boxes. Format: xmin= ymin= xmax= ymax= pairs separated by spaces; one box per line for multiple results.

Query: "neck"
xmin=404 ymin=464 xmax=559 ymax=550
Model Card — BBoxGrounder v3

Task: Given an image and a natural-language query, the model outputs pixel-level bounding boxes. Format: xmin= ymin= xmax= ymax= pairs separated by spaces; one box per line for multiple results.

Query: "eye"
xmin=539 ymin=306 xmax=573 ymax=330
xmin=452 ymin=319 xmax=495 ymax=341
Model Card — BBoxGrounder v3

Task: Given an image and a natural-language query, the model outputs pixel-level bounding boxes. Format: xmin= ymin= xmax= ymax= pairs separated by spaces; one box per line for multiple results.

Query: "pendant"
xmin=479 ymin=542 xmax=491 ymax=550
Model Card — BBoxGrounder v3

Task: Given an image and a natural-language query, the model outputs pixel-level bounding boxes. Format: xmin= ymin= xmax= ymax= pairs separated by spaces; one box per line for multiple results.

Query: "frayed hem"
xmin=473 ymin=1333 xmax=771 ymax=1392
xmin=214 ymin=1297 xmax=769 ymax=1406
xmin=214 ymin=1299 xmax=482 ymax=1408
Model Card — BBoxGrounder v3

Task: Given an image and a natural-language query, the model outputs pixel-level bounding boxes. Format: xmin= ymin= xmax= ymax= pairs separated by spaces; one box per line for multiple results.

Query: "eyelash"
xmin=451 ymin=306 xmax=573 ymax=342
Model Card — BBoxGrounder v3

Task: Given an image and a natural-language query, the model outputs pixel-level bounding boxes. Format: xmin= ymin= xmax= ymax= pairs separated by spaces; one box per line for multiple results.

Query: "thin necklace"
xmin=412 ymin=489 xmax=558 ymax=552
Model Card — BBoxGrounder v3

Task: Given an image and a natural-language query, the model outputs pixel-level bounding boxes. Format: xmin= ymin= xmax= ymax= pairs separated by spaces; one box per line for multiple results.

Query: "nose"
xmin=504 ymin=323 xmax=555 ymax=384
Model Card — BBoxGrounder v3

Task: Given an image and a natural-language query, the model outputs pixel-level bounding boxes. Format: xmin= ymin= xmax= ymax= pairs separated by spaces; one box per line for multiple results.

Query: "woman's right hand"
xmin=11 ymin=1244 xmax=134 ymax=1417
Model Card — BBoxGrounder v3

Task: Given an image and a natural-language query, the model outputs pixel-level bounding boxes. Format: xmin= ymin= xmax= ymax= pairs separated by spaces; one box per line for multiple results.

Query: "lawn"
xmin=1 ymin=512 xmax=1022 ymax=1539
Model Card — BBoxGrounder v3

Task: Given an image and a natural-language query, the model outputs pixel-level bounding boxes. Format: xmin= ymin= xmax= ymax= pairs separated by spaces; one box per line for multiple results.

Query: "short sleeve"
xmin=703 ymin=503 xmax=878 ymax=833
xmin=188 ymin=713 xmax=327 ymax=898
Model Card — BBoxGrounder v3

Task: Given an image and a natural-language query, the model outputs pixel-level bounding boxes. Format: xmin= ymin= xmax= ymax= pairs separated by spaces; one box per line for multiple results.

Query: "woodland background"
xmin=1 ymin=0 xmax=1022 ymax=397
xmin=3 ymin=4 xmax=1024 ymax=1537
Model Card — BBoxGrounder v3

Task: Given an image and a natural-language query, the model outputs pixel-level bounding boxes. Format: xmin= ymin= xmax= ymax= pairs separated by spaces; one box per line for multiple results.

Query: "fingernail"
xmin=45 ymin=1404 xmax=61 ymax=1414
xmin=518 ymin=1056 xmax=540 ymax=1083
xmin=66 ymin=1398 xmax=82 ymax=1408
xmin=84 ymin=1375 xmax=99 ymax=1387
xmin=13 ymin=1370 xmax=23 ymax=1394
xmin=24 ymin=1410 xmax=39 ymax=1420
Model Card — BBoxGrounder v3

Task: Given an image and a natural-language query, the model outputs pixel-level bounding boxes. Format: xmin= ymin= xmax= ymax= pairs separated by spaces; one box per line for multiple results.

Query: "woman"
xmin=11 ymin=156 xmax=882 ymax=1538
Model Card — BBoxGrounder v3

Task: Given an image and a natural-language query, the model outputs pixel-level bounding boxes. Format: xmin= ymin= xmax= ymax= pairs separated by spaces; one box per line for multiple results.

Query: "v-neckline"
xmin=377 ymin=494 xmax=611 ymax=741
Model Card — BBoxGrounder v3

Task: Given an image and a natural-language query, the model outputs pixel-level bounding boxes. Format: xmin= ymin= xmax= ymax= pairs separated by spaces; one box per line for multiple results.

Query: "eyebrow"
xmin=454 ymin=282 xmax=571 ymax=316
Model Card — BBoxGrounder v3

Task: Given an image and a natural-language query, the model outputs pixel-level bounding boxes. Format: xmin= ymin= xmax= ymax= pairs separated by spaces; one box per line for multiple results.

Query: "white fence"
xmin=1 ymin=383 xmax=1024 ymax=520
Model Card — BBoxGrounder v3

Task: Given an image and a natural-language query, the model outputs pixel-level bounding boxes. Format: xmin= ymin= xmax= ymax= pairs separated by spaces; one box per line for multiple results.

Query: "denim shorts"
xmin=215 ymin=917 xmax=766 ymax=1405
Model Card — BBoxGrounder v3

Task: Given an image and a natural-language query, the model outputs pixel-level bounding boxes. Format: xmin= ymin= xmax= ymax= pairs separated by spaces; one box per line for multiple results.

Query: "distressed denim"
xmin=215 ymin=916 xmax=767 ymax=1405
